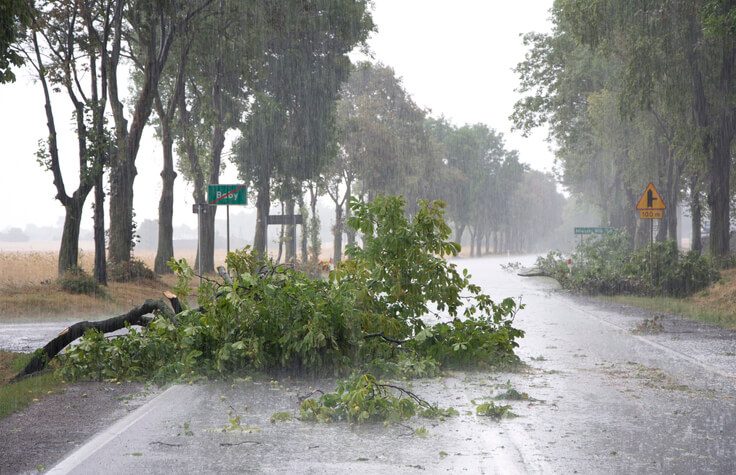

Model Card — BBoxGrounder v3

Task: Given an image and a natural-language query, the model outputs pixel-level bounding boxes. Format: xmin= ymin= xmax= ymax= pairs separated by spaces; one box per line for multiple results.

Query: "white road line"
xmin=47 ymin=385 xmax=184 ymax=475
xmin=563 ymin=298 xmax=735 ymax=380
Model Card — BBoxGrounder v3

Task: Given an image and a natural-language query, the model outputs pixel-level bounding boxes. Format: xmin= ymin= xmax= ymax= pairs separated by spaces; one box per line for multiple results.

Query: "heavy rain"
xmin=1 ymin=1 xmax=736 ymax=474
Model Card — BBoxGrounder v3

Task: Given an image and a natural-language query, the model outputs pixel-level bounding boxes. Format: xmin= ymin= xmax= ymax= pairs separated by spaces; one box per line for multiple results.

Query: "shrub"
xmin=57 ymin=267 xmax=104 ymax=296
xmin=108 ymin=259 xmax=157 ymax=282
xmin=537 ymin=232 xmax=719 ymax=297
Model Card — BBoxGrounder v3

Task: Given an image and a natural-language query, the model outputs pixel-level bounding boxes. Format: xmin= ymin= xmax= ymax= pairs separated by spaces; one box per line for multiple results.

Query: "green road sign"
xmin=574 ymin=227 xmax=614 ymax=235
xmin=207 ymin=184 xmax=247 ymax=205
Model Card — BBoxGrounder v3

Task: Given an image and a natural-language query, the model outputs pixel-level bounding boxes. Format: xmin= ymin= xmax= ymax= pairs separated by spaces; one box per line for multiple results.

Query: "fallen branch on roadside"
xmin=12 ymin=298 xmax=177 ymax=382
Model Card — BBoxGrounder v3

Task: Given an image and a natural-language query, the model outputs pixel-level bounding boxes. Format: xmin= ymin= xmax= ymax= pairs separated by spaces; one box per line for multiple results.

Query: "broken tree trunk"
xmin=13 ymin=298 xmax=177 ymax=381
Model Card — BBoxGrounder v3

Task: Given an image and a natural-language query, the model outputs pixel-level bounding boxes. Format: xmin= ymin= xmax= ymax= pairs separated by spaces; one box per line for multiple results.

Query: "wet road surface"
xmin=10 ymin=255 xmax=736 ymax=474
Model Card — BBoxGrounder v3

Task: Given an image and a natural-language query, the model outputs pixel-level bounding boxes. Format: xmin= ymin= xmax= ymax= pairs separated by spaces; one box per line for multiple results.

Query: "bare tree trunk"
xmin=455 ymin=224 xmax=465 ymax=247
xmin=333 ymin=203 xmax=343 ymax=263
xmin=154 ymin=104 xmax=177 ymax=274
xmin=276 ymin=202 xmax=285 ymax=263
xmin=708 ymin=125 xmax=733 ymax=256
xmin=300 ymin=194 xmax=308 ymax=262
xmin=346 ymin=180 xmax=355 ymax=248
xmin=107 ymin=1 xmax=176 ymax=264
xmin=254 ymin=181 xmax=270 ymax=257
xmin=93 ymin=172 xmax=107 ymax=285
xmin=58 ymin=198 xmax=85 ymax=275
xmin=285 ymin=199 xmax=296 ymax=263
xmin=690 ymin=177 xmax=703 ymax=253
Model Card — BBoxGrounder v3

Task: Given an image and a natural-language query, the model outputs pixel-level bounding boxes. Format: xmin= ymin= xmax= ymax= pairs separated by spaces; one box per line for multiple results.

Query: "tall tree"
xmin=171 ymin=0 xmax=252 ymax=273
xmin=234 ymin=0 xmax=374 ymax=258
xmin=556 ymin=0 xmax=736 ymax=255
xmin=23 ymin=0 xmax=113 ymax=277
xmin=106 ymin=0 xmax=209 ymax=264
xmin=151 ymin=35 xmax=190 ymax=273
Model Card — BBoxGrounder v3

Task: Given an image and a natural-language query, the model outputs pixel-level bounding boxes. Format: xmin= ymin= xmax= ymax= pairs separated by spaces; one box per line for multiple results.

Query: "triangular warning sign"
xmin=635 ymin=183 xmax=666 ymax=210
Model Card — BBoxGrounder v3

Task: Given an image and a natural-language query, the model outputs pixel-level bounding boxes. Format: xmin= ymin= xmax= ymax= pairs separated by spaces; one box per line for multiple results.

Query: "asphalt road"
xmin=34 ymin=256 xmax=736 ymax=473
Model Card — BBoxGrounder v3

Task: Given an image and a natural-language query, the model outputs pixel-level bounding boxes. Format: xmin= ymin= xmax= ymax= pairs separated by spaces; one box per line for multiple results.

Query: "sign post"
xmin=635 ymin=183 xmax=666 ymax=290
xmin=207 ymin=184 xmax=247 ymax=255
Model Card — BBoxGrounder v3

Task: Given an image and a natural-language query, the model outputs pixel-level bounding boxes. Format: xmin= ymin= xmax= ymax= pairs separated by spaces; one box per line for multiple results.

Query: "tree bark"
xmin=58 ymin=197 xmax=85 ymax=275
xmin=254 ymin=180 xmax=270 ymax=257
xmin=690 ymin=176 xmax=702 ymax=253
xmin=93 ymin=171 xmax=107 ymax=285
xmin=345 ymin=180 xmax=355 ymax=248
xmin=708 ymin=123 xmax=733 ymax=256
xmin=153 ymin=37 xmax=188 ymax=274
xmin=108 ymin=3 xmax=175 ymax=264
xmin=333 ymin=202 xmax=343 ymax=263
xmin=155 ymin=122 xmax=177 ymax=274
xmin=285 ymin=199 xmax=297 ymax=263
xmin=454 ymin=224 xmax=465 ymax=248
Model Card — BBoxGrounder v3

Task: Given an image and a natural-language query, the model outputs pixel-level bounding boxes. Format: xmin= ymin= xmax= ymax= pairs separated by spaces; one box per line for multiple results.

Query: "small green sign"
xmin=207 ymin=184 xmax=247 ymax=205
xmin=574 ymin=227 xmax=614 ymax=235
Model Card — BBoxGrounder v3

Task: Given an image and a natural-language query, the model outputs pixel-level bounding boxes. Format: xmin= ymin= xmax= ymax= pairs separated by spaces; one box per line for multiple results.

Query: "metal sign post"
xmin=207 ymin=184 xmax=247 ymax=257
xmin=635 ymin=182 xmax=666 ymax=292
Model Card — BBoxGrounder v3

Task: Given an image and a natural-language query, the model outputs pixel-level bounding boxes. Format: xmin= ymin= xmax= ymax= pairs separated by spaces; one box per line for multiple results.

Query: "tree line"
xmin=513 ymin=0 xmax=736 ymax=256
xmin=3 ymin=1 xmax=564 ymax=283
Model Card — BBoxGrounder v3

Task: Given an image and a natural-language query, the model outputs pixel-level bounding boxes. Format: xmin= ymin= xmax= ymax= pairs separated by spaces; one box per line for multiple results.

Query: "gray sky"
xmin=0 ymin=0 xmax=554 ymax=232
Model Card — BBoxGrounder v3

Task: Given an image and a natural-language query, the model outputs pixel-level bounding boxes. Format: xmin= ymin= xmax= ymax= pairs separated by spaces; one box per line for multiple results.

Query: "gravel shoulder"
xmin=0 ymin=380 xmax=160 ymax=474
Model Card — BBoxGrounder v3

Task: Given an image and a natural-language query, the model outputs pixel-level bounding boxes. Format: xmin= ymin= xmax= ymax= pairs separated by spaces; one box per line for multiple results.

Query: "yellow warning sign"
xmin=635 ymin=183 xmax=666 ymax=210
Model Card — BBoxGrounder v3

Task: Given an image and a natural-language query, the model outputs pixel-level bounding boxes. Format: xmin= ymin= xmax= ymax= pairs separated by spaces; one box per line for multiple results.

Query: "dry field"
xmin=0 ymin=248 xmax=232 ymax=322
xmin=0 ymin=244 xmax=336 ymax=322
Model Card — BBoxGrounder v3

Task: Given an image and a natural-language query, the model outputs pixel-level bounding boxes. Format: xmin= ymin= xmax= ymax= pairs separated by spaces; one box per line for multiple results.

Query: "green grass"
xmin=0 ymin=352 xmax=65 ymax=420
xmin=603 ymin=295 xmax=736 ymax=330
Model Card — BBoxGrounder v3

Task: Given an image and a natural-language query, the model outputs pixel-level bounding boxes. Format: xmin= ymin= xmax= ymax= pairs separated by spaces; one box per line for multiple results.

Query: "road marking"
xmin=563 ymin=299 xmax=735 ymax=380
xmin=47 ymin=385 xmax=184 ymax=474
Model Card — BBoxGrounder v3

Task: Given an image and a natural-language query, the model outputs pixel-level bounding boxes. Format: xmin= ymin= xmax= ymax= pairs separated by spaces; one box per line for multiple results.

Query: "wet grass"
xmin=0 ymin=351 xmax=64 ymax=419
xmin=603 ymin=295 xmax=736 ymax=330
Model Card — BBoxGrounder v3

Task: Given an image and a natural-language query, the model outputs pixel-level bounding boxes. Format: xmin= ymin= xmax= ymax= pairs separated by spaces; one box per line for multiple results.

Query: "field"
xmin=0 ymin=248 xmax=223 ymax=322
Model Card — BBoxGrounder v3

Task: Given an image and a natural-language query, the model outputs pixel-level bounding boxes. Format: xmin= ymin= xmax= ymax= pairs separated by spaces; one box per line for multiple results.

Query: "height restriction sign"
xmin=635 ymin=182 xmax=665 ymax=219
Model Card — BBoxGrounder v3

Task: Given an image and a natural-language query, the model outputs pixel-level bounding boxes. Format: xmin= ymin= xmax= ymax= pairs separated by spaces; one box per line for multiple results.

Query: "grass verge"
xmin=0 ymin=351 xmax=65 ymax=419
xmin=603 ymin=295 xmax=736 ymax=330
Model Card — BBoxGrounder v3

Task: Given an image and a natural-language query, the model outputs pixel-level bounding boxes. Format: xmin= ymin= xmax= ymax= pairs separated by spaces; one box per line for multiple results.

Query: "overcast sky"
xmin=0 ymin=0 xmax=554 ymax=232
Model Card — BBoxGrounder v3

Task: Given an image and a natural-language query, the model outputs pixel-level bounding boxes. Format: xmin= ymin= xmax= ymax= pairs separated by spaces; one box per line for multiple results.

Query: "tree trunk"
xmin=708 ymin=125 xmax=733 ymax=256
xmin=655 ymin=213 xmax=668 ymax=243
xmin=58 ymin=197 xmax=85 ymax=275
xmin=93 ymin=173 xmax=107 ymax=285
xmin=107 ymin=7 xmax=173 ymax=264
xmin=455 ymin=224 xmax=465 ymax=247
xmin=309 ymin=186 xmax=320 ymax=262
xmin=254 ymin=181 xmax=270 ymax=257
xmin=333 ymin=202 xmax=343 ymax=263
xmin=285 ymin=199 xmax=297 ymax=263
xmin=198 ymin=205 xmax=216 ymax=274
xmin=300 ymin=194 xmax=309 ymax=262
xmin=154 ymin=119 xmax=176 ymax=274
xmin=690 ymin=177 xmax=702 ymax=253
xmin=346 ymin=180 xmax=355 ymax=248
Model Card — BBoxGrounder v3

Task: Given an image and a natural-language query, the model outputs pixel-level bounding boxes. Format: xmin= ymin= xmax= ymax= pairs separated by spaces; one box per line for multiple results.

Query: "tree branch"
xmin=12 ymin=299 xmax=176 ymax=381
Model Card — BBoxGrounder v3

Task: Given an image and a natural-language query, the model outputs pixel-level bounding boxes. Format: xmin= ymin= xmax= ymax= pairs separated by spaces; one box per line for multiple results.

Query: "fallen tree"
xmin=16 ymin=197 xmax=524 ymax=385
xmin=12 ymin=296 xmax=179 ymax=381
